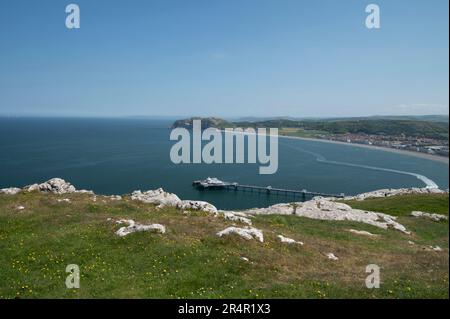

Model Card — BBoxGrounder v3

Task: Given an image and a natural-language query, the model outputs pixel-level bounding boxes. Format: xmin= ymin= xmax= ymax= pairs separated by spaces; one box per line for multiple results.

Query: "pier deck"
xmin=192 ymin=178 xmax=345 ymax=199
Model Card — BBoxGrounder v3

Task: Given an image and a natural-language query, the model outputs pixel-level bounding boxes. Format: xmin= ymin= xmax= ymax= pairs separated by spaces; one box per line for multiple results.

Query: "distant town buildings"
xmin=319 ymin=133 xmax=449 ymax=157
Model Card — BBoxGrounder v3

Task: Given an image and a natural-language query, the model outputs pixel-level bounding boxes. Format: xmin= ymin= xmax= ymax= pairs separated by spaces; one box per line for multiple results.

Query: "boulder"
xmin=177 ymin=200 xmax=217 ymax=214
xmin=217 ymin=226 xmax=264 ymax=242
xmin=218 ymin=211 xmax=252 ymax=225
xmin=326 ymin=253 xmax=339 ymax=261
xmin=115 ymin=219 xmax=166 ymax=237
xmin=277 ymin=235 xmax=303 ymax=245
xmin=131 ymin=188 xmax=181 ymax=208
xmin=24 ymin=178 xmax=76 ymax=194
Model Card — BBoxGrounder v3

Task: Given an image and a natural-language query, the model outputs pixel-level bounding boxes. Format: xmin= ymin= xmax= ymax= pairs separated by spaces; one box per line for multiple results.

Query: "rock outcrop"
xmin=244 ymin=203 xmax=295 ymax=215
xmin=115 ymin=219 xmax=166 ymax=237
xmin=339 ymin=187 xmax=448 ymax=201
xmin=131 ymin=188 xmax=220 ymax=214
xmin=348 ymin=229 xmax=378 ymax=237
xmin=0 ymin=187 xmax=21 ymax=195
xmin=326 ymin=253 xmax=339 ymax=261
xmin=277 ymin=235 xmax=303 ymax=245
xmin=217 ymin=226 xmax=264 ymax=242
xmin=131 ymin=188 xmax=181 ymax=208
xmin=218 ymin=211 xmax=252 ymax=225
xmin=24 ymin=178 xmax=77 ymax=194
xmin=176 ymin=200 xmax=218 ymax=214
xmin=244 ymin=198 xmax=410 ymax=234
xmin=20 ymin=178 xmax=93 ymax=195
xmin=411 ymin=211 xmax=448 ymax=222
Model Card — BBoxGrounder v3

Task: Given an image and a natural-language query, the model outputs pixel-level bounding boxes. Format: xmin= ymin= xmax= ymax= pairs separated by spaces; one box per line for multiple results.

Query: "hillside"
xmin=233 ymin=115 xmax=450 ymax=123
xmin=0 ymin=184 xmax=448 ymax=298
xmin=235 ymin=119 xmax=449 ymax=139
xmin=172 ymin=117 xmax=449 ymax=140
xmin=171 ymin=117 xmax=234 ymax=130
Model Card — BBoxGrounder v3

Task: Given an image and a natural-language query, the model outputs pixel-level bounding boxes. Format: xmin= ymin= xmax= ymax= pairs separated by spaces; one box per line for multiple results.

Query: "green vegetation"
xmin=342 ymin=194 xmax=449 ymax=217
xmin=0 ymin=192 xmax=448 ymax=298
xmin=279 ymin=127 xmax=329 ymax=138
xmin=237 ymin=119 xmax=449 ymax=139
xmin=172 ymin=117 xmax=449 ymax=140
xmin=171 ymin=117 xmax=234 ymax=130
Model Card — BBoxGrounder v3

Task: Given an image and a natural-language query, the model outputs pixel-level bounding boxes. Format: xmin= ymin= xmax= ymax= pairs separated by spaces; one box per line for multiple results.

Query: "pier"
xmin=192 ymin=177 xmax=345 ymax=199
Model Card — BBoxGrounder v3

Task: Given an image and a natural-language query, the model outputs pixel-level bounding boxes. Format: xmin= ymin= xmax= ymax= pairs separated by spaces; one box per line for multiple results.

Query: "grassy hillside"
xmin=172 ymin=117 xmax=449 ymax=139
xmin=171 ymin=117 xmax=234 ymax=130
xmin=0 ymin=192 xmax=448 ymax=299
xmin=237 ymin=119 xmax=449 ymax=139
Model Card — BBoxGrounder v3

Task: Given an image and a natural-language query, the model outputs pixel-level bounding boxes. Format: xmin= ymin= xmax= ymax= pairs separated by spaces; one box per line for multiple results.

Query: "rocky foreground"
xmin=1 ymin=178 xmax=449 ymax=239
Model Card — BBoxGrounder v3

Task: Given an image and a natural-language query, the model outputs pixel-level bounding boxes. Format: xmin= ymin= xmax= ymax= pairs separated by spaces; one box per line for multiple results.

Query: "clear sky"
xmin=0 ymin=0 xmax=448 ymax=118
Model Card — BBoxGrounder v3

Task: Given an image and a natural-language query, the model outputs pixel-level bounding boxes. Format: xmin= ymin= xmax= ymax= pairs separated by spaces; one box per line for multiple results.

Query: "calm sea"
xmin=0 ymin=118 xmax=448 ymax=210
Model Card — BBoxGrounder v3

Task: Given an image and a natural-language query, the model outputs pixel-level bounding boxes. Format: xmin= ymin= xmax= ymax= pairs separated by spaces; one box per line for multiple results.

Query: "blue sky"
xmin=0 ymin=0 xmax=448 ymax=118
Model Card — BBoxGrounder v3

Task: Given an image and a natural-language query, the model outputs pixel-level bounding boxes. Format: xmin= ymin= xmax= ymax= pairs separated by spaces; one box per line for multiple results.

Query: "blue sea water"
xmin=0 ymin=118 xmax=448 ymax=210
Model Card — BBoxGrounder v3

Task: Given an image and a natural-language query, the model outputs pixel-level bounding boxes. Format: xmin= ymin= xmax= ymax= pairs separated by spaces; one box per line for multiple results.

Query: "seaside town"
xmin=321 ymin=133 xmax=449 ymax=157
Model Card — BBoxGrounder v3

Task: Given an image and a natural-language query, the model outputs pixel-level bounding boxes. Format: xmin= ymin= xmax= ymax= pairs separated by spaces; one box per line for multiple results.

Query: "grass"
xmin=0 ymin=192 xmax=448 ymax=299
xmin=279 ymin=127 xmax=330 ymax=138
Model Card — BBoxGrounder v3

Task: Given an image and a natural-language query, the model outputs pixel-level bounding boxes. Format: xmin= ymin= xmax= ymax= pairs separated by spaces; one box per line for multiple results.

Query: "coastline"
xmin=278 ymin=134 xmax=450 ymax=164
xmin=219 ymin=128 xmax=449 ymax=164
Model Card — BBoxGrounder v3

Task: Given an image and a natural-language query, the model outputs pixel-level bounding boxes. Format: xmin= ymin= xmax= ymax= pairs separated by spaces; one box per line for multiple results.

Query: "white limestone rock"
xmin=341 ymin=187 xmax=447 ymax=201
xmin=244 ymin=203 xmax=295 ymax=215
xmin=277 ymin=235 xmax=303 ymax=245
xmin=431 ymin=246 xmax=443 ymax=252
xmin=131 ymin=188 xmax=181 ymax=208
xmin=217 ymin=226 xmax=264 ymax=242
xmin=243 ymin=198 xmax=409 ymax=234
xmin=348 ymin=229 xmax=378 ymax=237
xmin=75 ymin=189 xmax=95 ymax=195
xmin=0 ymin=187 xmax=21 ymax=195
xmin=218 ymin=211 xmax=252 ymax=225
xmin=293 ymin=199 xmax=410 ymax=234
xmin=326 ymin=253 xmax=339 ymax=261
xmin=57 ymin=198 xmax=71 ymax=203
xmin=24 ymin=178 xmax=76 ymax=194
xmin=115 ymin=219 xmax=166 ymax=237
xmin=411 ymin=211 xmax=448 ymax=222
xmin=177 ymin=200 xmax=218 ymax=214
xmin=16 ymin=205 xmax=25 ymax=211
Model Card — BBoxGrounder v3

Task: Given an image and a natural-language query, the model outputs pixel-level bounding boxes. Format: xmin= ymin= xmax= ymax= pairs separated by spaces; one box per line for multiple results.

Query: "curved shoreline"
xmin=279 ymin=134 xmax=449 ymax=164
